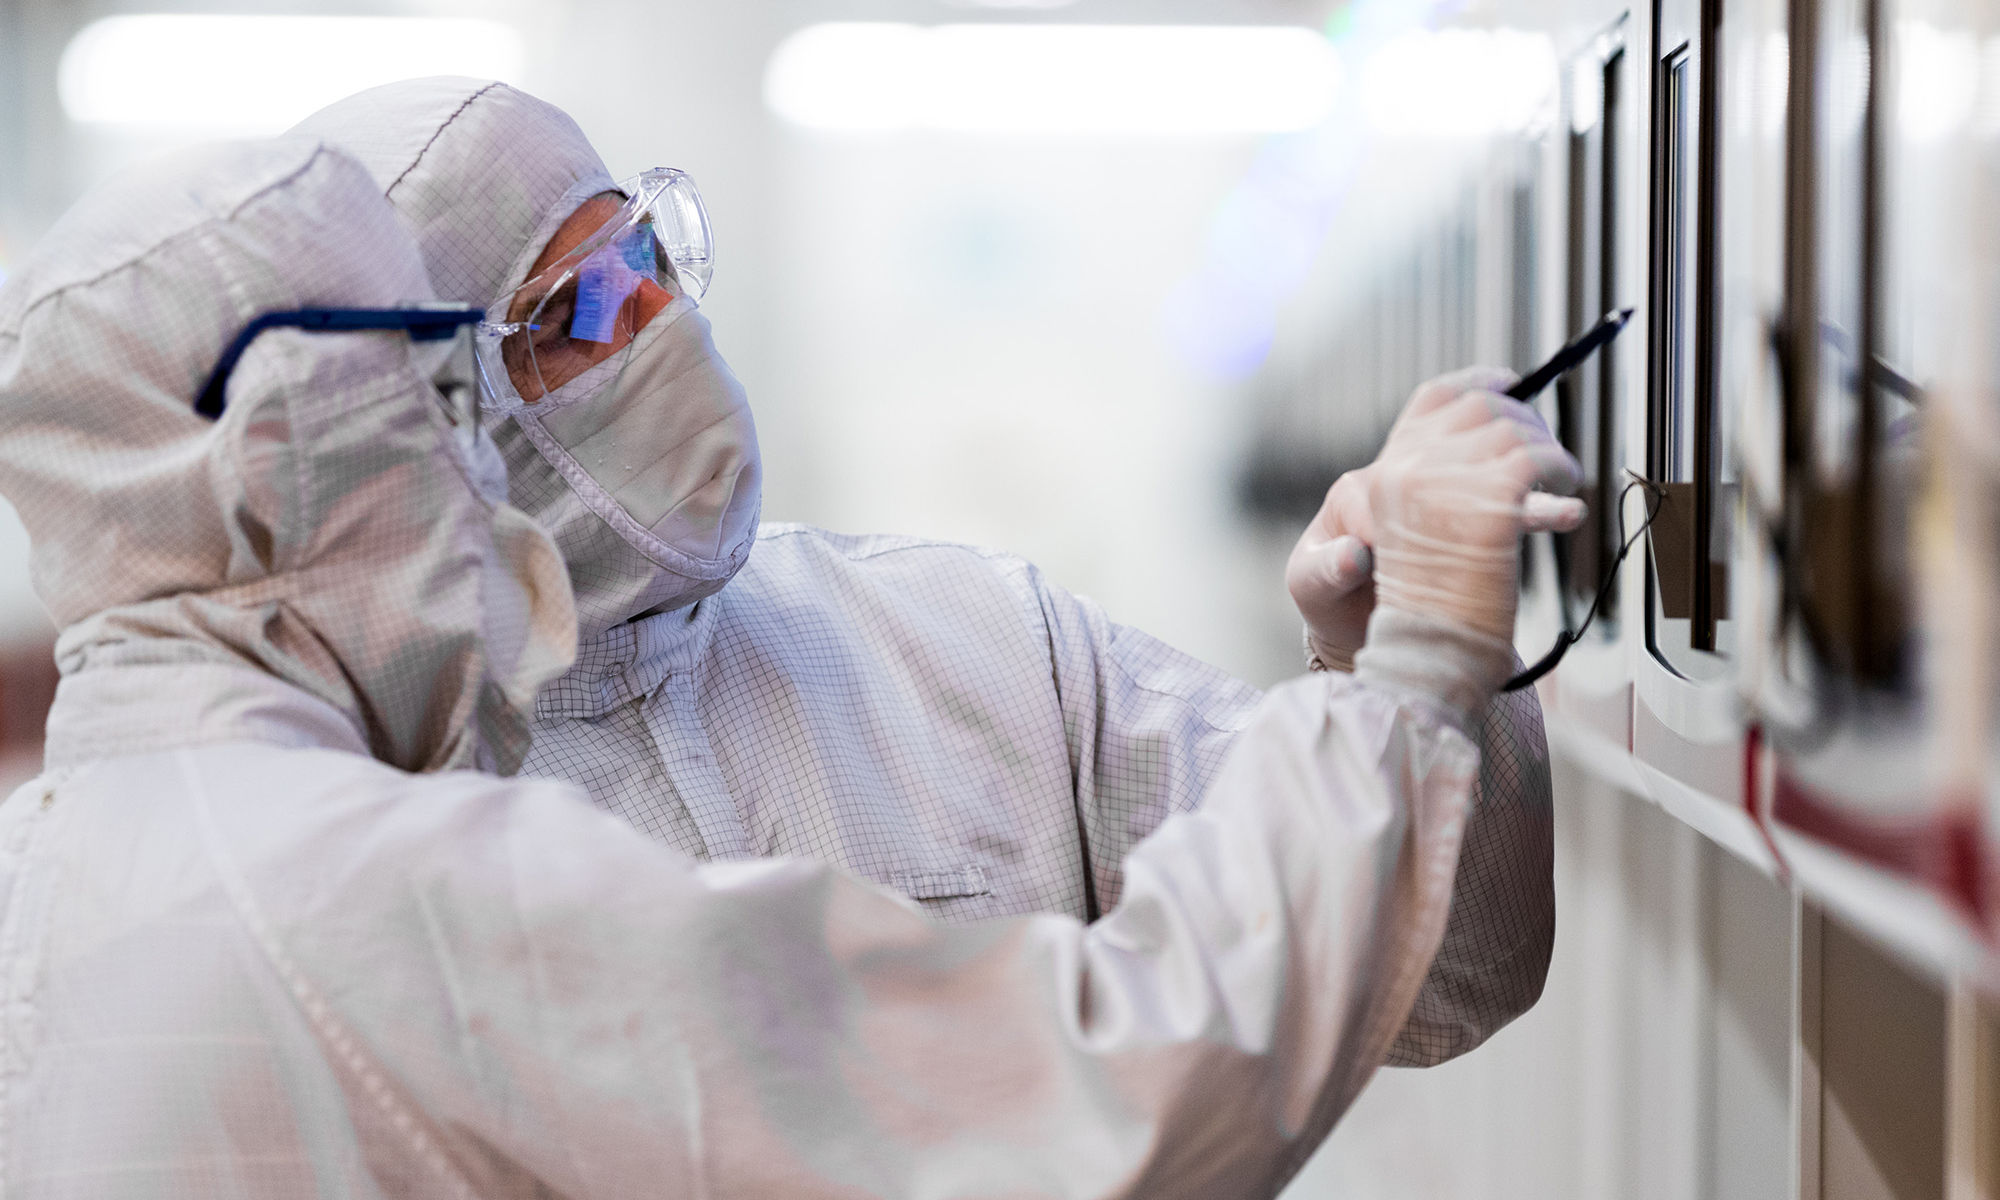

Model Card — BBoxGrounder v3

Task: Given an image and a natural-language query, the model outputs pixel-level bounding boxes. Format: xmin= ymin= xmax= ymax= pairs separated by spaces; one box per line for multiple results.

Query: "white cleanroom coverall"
xmin=1 ymin=137 xmax=1509 ymax=1196
xmin=294 ymin=78 xmax=1556 ymax=1065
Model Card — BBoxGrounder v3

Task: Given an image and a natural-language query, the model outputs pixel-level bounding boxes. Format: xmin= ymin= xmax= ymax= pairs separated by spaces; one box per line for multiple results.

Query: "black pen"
xmin=1505 ymin=307 xmax=1635 ymax=401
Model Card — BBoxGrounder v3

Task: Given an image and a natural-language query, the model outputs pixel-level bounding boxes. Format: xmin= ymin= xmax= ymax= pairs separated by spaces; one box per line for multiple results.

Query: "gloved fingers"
xmin=1364 ymin=365 xmax=1566 ymax=645
xmin=1442 ymin=417 xmax=1551 ymax=480
xmin=1294 ymin=533 xmax=1375 ymax=597
xmin=1400 ymin=366 xmax=1522 ymax=423
xmin=1502 ymin=439 xmax=1585 ymax=499
xmin=1423 ymin=386 xmax=1550 ymax=437
xmin=1287 ymin=528 xmax=1377 ymax=669
xmin=1304 ymin=468 xmax=1377 ymax=547
xmin=1522 ymin=492 xmax=1589 ymax=533
xmin=1491 ymin=392 xmax=1562 ymax=441
xmin=1443 ymin=412 xmax=1577 ymax=486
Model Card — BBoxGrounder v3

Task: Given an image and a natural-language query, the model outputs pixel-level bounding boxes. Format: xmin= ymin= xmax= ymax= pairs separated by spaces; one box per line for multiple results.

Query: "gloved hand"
xmin=1286 ymin=367 xmax=1586 ymax=667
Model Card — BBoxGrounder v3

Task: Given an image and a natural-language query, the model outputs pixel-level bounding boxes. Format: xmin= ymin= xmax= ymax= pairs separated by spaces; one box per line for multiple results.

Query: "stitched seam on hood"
xmin=2 ymin=144 xmax=334 ymax=334
xmin=383 ymin=81 xmax=505 ymax=203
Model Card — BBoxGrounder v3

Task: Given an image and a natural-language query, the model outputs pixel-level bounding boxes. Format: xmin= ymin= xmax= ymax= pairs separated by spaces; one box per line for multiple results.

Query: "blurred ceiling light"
xmin=764 ymin=23 xmax=1341 ymax=135
xmin=59 ymin=15 xmax=524 ymax=132
xmin=1361 ymin=29 xmax=1558 ymax=138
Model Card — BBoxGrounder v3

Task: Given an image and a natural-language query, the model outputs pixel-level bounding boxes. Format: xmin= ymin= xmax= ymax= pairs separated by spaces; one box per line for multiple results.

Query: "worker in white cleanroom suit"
xmin=0 ymin=137 xmax=1579 ymax=1197
xmin=293 ymin=78 xmax=1577 ymax=1065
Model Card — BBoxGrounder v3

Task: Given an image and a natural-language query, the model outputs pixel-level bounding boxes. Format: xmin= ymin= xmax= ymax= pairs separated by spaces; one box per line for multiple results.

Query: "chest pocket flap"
xmin=889 ymin=863 xmax=992 ymax=901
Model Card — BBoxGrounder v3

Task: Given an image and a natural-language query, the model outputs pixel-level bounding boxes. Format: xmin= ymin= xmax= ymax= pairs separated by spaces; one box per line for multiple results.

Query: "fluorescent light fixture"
xmin=1361 ymin=29 xmax=1558 ymax=138
xmin=60 ymin=15 xmax=525 ymax=132
xmin=764 ymin=23 xmax=1341 ymax=136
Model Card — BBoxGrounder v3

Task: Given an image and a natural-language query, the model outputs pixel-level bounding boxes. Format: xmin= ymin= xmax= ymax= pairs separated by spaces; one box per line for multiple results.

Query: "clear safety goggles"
xmin=475 ymin=167 xmax=714 ymax=404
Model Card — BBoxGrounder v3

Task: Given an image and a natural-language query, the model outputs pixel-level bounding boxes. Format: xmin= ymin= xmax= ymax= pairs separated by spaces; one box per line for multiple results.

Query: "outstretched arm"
xmin=248 ymin=618 xmax=1500 ymax=1199
xmin=222 ymin=366 xmax=1574 ymax=1196
xmin=1030 ymin=577 xmax=1555 ymax=1066
xmin=1032 ymin=367 xmax=1568 ymax=1065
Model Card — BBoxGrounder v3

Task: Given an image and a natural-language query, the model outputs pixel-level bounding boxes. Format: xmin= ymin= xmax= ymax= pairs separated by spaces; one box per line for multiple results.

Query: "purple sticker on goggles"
xmin=622 ymin=225 xmax=656 ymax=272
xmin=569 ymin=227 xmax=662 ymax=343
xmin=569 ymin=259 xmax=633 ymax=344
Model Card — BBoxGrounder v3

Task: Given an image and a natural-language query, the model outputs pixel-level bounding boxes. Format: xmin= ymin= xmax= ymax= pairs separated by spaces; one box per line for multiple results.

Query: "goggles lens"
xmin=477 ymin=167 xmax=713 ymax=404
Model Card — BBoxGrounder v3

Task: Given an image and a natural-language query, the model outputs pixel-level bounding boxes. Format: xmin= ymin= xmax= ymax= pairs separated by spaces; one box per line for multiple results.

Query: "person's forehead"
xmin=531 ymin=193 xmax=625 ymax=278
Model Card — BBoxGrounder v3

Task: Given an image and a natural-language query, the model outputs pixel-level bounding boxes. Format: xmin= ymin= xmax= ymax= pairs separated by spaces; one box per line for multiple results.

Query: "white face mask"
xmin=484 ymin=297 xmax=762 ymax=639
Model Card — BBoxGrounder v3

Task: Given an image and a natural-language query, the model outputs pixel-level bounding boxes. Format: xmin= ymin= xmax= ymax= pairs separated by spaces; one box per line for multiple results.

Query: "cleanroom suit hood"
xmin=0 ymin=137 xmax=576 ymax=774
xmin=293 ymin=77 xmax=762 ymax=640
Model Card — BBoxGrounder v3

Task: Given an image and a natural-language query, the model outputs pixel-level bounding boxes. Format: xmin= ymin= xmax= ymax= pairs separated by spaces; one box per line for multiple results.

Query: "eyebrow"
xmin=509 ymin=274 xmax=576 ymax=326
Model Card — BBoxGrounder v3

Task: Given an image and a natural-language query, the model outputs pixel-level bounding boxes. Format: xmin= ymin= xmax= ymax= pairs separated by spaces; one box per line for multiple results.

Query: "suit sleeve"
xmin=1027 ymin=565 xmax=1554 ymax=1065
xmin=268 ymin=618 xmax=1499 ymax=1199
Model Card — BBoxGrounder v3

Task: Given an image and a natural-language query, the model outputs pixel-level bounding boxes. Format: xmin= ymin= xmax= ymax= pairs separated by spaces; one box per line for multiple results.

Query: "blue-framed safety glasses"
xmin=476 ymin=167 xmax=713 ymax=404
xmin=193 ymin=304 xmax=485 ymax=423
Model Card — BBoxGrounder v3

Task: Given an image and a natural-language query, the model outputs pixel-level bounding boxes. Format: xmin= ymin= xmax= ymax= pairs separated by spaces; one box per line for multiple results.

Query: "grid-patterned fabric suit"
xmin=523 ymin=523 xmax=1556 ymax=1066
xmin=0 ymin=132 xmax=1535 ymax=1196
xmin=293 ymin=76 xmax=1556 ymax=1068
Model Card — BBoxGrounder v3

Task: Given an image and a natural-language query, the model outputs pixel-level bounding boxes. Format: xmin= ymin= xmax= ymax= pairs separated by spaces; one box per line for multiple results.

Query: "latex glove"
xmin=1287 ymin=367 xmax=1586 ymax=667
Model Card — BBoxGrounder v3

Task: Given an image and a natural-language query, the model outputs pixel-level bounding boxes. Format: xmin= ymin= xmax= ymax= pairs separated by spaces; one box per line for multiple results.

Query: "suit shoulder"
xmin=749 ymin=524 xmax=1033 ymax=581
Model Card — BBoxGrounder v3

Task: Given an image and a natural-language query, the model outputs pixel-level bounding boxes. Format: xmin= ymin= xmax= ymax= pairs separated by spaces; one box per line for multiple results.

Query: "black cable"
xmin=1501 ymin=472 xmax=1666 ymax=692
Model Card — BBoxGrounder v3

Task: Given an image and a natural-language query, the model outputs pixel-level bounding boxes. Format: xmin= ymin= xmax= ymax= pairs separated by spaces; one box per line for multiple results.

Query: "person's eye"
xmin=535 ymin=289 xmax=576 ymax=344
xmin=506 ymin=282 xmax=549 ymax=325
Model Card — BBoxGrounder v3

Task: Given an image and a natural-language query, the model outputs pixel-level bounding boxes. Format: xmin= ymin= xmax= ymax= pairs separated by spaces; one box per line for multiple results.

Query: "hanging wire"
xmin=1503 ymin=470 xmax=1667 ymax=692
